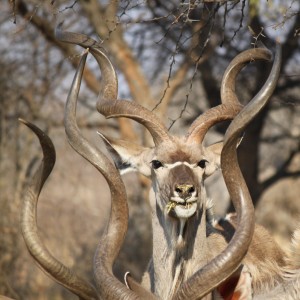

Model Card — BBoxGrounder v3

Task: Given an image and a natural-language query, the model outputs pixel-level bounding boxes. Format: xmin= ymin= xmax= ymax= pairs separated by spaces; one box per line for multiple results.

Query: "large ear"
xmin=98 ymin=132 xmax=152 ymax=177
xmin=204 ymin=141 xmax=223 ymax=177
xmin=205 ymin=136 xmax=243 ymax=177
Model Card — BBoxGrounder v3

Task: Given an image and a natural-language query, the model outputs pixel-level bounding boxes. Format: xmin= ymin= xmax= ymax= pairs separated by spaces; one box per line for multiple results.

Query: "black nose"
xmin=174 ymin=184 xmax=195 ymax=199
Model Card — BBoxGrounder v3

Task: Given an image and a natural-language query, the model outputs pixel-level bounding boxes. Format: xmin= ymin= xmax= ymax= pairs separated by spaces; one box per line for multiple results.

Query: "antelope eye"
xmin=151 ymin=160 xmax=163 ymax=169
xmin=198 ymin=159 xmax=208 ymax=169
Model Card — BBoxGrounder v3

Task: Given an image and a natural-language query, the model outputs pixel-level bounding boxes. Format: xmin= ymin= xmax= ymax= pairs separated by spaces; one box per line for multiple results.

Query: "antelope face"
xmin=100 ymin=134 xmax=222 ymax=222
xmin=150 ymin=140 xmax=222 ymax=221
xmin=152 ymin=160 xmax=201 ymax=220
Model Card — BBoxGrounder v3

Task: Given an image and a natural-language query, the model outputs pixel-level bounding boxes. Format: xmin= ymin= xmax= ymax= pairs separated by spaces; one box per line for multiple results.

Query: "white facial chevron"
xmin=163 ymin=161 xmax=199 ymax=169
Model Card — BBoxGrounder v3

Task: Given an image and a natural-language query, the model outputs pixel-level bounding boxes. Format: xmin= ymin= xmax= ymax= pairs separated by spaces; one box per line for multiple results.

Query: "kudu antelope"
xmin=16 ymin=27 xmax=300 ymax=300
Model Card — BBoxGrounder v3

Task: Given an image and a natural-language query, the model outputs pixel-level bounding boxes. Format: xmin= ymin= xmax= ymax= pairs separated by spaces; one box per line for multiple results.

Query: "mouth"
xmin=166 ymin=200 xmax=197 ymax=219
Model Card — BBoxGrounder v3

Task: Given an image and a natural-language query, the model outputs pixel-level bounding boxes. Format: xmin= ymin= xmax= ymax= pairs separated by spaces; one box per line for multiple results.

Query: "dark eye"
xmin=151 ymin=160 xmax=163 ymax=169
xmin=198 ymin=159 xmax=208 ymax=169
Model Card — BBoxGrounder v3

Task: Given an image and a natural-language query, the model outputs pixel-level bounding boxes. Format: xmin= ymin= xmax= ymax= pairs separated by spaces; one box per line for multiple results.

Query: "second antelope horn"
xmin=20 ymin=118 xmax=99 ymax=300
xmin=186 ymin=47 xmax=272 ymax=144
xmin=174 ymin=43 xmax=281 ymax=300
xmin=65 ymin=50 xmax=156 ymax=299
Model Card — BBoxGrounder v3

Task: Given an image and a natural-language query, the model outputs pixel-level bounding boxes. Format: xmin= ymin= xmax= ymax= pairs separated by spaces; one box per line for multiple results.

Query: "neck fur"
xmin=147 ymin=188 xmax=214 ymax=299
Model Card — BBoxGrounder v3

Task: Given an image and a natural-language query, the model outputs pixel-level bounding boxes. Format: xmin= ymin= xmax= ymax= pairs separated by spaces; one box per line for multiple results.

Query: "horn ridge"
xmin=97 ymin=99 xmax=173 ymax=146
xmin=186 ymin=47 xmax=272 ymax=144
xmin=19 ymin=118 xmax=99 ymax=300
xmin=65 ymin=51 xmax=153 ymax=299
xmin=55 ymin=25 xmax=171 ymax=146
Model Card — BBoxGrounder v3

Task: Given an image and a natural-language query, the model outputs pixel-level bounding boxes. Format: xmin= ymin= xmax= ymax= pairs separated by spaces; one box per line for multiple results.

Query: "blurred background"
xmin=1 ymin=0 xmax=300 ymax=299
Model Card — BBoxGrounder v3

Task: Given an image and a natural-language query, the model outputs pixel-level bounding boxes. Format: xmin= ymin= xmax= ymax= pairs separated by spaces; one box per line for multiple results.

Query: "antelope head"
xmin=93 ymin=44 xmax=277 ymax=250
xmin=19 ymin=25 xmax=280 ymax=300
xmin=101 ymin=129 xmax=225 ymax=246
xmin=87 ymin=38 xmax=280 ymax=298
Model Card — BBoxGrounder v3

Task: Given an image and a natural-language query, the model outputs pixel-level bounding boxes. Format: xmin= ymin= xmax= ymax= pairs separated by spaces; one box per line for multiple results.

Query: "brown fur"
xmin=168 ymin=149 xmax=192 ymax=164
xmin=215 ymin=213 xmax=286 ymax=293
xmin=286 ymin=227 xmax=300 ymax=269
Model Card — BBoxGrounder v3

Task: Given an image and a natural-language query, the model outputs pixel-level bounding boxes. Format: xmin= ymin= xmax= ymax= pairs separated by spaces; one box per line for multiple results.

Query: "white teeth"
xmin=166 ymin=201 xmax=197 ymax=218
xmin=174 ymin=203 xmax=197 ymax=219
xmin=170 ymin=196 xmax=197 ymax=204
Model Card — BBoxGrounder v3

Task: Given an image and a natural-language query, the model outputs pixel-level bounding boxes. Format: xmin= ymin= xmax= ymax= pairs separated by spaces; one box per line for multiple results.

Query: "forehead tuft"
xmin=168 ymin=149 xmax=191 ymax=163
xmin=155 ymin=140 xmax=204 ymax=163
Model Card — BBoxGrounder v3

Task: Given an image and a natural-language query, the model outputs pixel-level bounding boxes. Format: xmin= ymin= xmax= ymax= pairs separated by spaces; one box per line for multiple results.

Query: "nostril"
xmin=174 ymin=185 xmax=195 ymax=198
xmin=188 ymin=186 xmax=195 ymax=194
xmin=175 ymin=187 xmax=182 ymax=194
